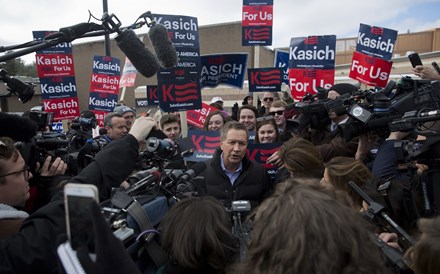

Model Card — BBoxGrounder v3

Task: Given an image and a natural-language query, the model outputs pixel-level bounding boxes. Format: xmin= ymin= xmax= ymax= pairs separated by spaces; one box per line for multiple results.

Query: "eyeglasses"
xmin=0 ymin=165 xmax=30 ymax=180
xmin=269 ymin=110 xmax=284 ymax=116
xmin=263 ymin=97 xmax=274 ymax=102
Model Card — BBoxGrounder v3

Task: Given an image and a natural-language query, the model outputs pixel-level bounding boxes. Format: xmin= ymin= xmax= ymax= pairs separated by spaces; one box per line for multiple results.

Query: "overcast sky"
xmin=1 ymin=0 xmax=440 ymax=64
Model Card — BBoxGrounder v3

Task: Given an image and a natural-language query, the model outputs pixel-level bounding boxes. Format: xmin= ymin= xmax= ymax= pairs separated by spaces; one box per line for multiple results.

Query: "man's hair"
xmin=324 ymin=157 xmax=373 ymax=208
xmin=278 ymin=138 xmax=323 ymax=178
xmin=220 ymin=120 xmax=248 ymax=141
xmin=0 ymin=137 xmax=19 ymax=183
xmin=255 ymin=118 xmax=279 ymax=144
xmin=238 ymin=105 xmax=258 ymax=119
xmin=160 ymin=113 xmax=179 ymax=129
xmin=233 ymin=178 xmax=389 ymax=274
xmin=411 ymin=216 xmax=440 ymax=274
xmin=269 ymin=100 xmax=287 ymax=109
xmin=160 ymin=196 xmax=236 ymax=273
xmin=203 ymin=110 xmax=231 ymax=131
xmin=103 ymin=112 xmax=123 ymax=128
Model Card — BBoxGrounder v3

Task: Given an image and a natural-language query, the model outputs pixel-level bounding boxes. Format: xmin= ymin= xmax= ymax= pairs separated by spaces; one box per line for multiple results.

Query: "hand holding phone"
xmin=408 ymin=53 xmax=423 ymax=68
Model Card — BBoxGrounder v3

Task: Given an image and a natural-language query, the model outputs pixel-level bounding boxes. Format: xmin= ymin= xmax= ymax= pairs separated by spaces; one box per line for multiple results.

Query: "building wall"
xmin=2 ymin=23 xmax=440 ymax=113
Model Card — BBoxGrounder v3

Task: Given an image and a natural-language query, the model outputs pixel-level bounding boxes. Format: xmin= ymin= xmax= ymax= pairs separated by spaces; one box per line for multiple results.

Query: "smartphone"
xmin=432 ymin=62 xmax=440 ymax=75
xmin=408 ymin=53 xmax=423 ymax=68
xmin=64 ymin=183 xmax=99 ymax=251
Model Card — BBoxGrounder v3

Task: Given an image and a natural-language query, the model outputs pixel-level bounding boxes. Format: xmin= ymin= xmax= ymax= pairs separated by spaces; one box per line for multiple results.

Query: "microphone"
xmin=116 ymin=29 xmax=160 ymax=78
xmin=59 ymin=22 xmax=104 ymax=40
xmin=0 ymin=112 xmax=37 ymax=142
xmin=175 ymin=162 xmax=206 ymax=193
xmin=125 ymin=170 xmax=161 ymax=195
xmin=0 ymin=69 xmax=34 ymax=103
xmin=148 ymin=23 xmax=178 ymax=68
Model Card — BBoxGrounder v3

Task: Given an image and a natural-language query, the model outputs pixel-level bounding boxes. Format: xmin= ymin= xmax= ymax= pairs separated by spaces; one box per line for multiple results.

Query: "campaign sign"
xmin=152 ymin=14 xmax=201 ymax=80
xmin=92 ymin=56 xmax=121 ymax=76
xmin=186 ymin=102 xmax=217 ymax=129
xmin=356 ymin=23 xmax=397 ymax=61
xmin=91 ymin=110 xmax=108 ymax=128
xmin=274 ymin=49 xmax=289 ymax=85
xmin=42 ymin=97 xmax=80 ymax=120
xmin=40 ymin=76 xmax=77 ymax=99
xmin=184 ymin=130 xmax=221 ymax=162
xmin=147 ymin=85 xmax=159 ymax=106
xmin=36 ymin=54 xmax=75 ymax=77
xmin=119 ymin=58 xmax=137 ymax=88
xmin=200 ymin=53 xmax=248 ymax=88
xmin=90 ymin=73 xmax=120 ymax=94
xmin=88 ymin=92 xmax=119 ymax=112
xmin=288 ymin=68 xmax=334 ymax=100
xmin=158 ymin=79 xmax=202 ymax=112
xmin=242 ymin=26 xmax=272 ymax=46
xmin=51 ymin=121 xmax=63 ymax=132
xmin=289 ymin=35 xmax=336 ymax=70
xmin=349 ymin=51 xmax=392 ymax=88
xmin=243 ymin=0 xmax=273 ymax=5
xmin=248 ymin=68 xmax=283 ymax=92
xmin=242 ymin=5 xmax=273 ymax=27
xmin=135 ymin=98 xmax=149 ymax=108
xmin=247 ymin=142 xmax=280 ymax=179
xmin=32 ymin=31 xmax=72 ymax=54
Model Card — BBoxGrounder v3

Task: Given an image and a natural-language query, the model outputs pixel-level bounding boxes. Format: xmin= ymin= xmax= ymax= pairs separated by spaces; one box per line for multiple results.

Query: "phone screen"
xmin=66 ymin=195 xmax=95 ymax=251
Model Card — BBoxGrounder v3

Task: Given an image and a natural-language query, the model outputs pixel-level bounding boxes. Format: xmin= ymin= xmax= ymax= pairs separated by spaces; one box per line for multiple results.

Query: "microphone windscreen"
xmin=0 ymin=112 xmax=37 ymax=142
xmin=148 ymin=24 xmax=178 ymax=69
xmin=116 ymin=29 xmax=159 ymax=78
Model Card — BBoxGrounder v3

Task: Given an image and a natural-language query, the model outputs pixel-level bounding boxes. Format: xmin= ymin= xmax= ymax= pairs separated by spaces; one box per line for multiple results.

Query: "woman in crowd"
xmin=233 ymin=178 xmax=390 ymax=274
xmin=203 ymin=110 xmax=231 ymax=132
xmin=158 ymin=196 xmax=236 ymax=274
xmin=255 ymin=118 xmax=280 ymax=144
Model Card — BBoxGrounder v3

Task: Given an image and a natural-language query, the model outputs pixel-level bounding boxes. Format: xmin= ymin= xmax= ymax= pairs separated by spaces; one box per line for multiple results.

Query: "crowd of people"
xmin=0 ymin=63 xmax=439 ymax=273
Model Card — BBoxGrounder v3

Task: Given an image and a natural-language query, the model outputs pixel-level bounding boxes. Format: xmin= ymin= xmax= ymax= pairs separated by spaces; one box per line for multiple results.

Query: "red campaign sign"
xmin=36 ymin=54 xmax=75 ymax=77
xmin=91 ymin=110 xmax=108 ymax=127
xmin=90 ymin=73 xmax=120 ymax=94
xmin=242 ymin=5 xmax=273 ymax=26
xmin=288 ymin=68 xmax=334 ymax=100
xmin=186 ymin=102 xmax=217 ymax=129
xmin=349 ymin=51 xmax=392 ymax=88
xmin=42 ymin=97 xmax=80 ymax=120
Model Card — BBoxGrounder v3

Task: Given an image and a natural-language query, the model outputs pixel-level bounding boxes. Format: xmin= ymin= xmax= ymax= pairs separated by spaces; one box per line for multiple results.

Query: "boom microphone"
xmin=115 ymin=29 xmax=160 ymax=78
xmin=0 ymin=112 xmax=37 ymax=142
xmin=148 ymin=23 xmax=178 ymax=68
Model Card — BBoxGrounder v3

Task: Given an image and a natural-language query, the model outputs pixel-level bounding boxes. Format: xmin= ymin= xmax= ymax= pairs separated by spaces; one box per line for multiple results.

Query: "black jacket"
xmin=200 ymin=149 xmax=271 ymax=210
xmin=0 ymin=134 xmax=140 ymax=274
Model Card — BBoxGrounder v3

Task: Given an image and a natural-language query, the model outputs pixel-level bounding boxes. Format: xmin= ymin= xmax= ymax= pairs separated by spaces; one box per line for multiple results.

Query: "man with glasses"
xmin=258 ymin=92 xmax=279 ymax=117
xmin=0 ymin=137 xmax=33 ymax=239
xmin=268 ymin=100 xmax=291 ymax=142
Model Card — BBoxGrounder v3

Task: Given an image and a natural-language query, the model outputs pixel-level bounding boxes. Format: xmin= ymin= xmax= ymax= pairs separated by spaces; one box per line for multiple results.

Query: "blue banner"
xmin=200 ymin=53 xmax=248 ymax=88
xmin=92 ymin=56 xmax=121 ymax=76
xmin=158 ymin=79 xmax=202 ymax=112
xmin=88 ymin=92 xmax=119 ymax=112
xmin=244 ymin=0 xmax=273 ymax=4
xmin=247 ymin=68 xmax=283 ymax=92
xmin=40 ymin=76 xmax=77 ymax=99
xmin=247 ymin=142 xmax=280 ymax=179
xmin=184 ymin=130 xmax=221 ymax=162
xmin=274 ymin=49 xmax=289 ymax=85
xmin=147 ymin=85 xmax=159 ymax=106
xmin=289 ymin=35 xmax=336 ymax=70
xmin=356 ymin=23 xmax=398 ymax=61
xmin=32 ymin=31 xmax=72 ymax=54
xmin=135 ymin=98 xmax=149 ymax=108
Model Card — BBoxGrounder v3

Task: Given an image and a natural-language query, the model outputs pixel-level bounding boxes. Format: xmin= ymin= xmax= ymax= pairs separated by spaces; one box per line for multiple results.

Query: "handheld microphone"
xmin=148 ymin=23 xmax=178 ymax=68
xmin=125 ymin=170 xmax=161 ymax=195
xmin=116 ymin=29 xmax=160 ymax=78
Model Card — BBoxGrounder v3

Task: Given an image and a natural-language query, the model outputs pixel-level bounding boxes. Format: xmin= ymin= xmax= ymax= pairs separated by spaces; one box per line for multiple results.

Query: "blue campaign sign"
xmin=51 ymin=122 xmax=63 ymax=132
xmin=242 ymin=26 xmax=272 ymax=46
xmin=32 ymin=31 xmax=72 ymax=54
xmin=147 ymin=85 xmax=159 ymax=106
xmin=92 ymin=56 xmax=121 ymax=76
xmin=244 ymin=0 xmax=273 ymax=5
xmin=356 ymin=23 xmax=398 ymax=61
xmin=289 ymin=35 xmax=336 ymax=70
xmin=200 ymin=53 xmax=248 ymax=88
xmin=158 ymin=78 xmax=202 ymax=112
xmin=184 ymin=130 xmax=221 ymax=162
xmin=40 ymin=76 xmax=77 ymax=99
xmin=246 ymin=142 xmax=280 ymax=179
xmin=247 ymin=68 xmax=283 ymax=92
xmin=88 ymin=92 xmax=119 ymax=112
xmin=274 ymin=49 xmax=289 ymax=85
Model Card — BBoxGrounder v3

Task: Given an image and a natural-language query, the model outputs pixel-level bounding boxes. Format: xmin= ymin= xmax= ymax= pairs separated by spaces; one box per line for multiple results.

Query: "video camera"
xmin=339 ymin=77 xmax=440 ymax=140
